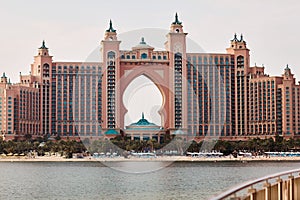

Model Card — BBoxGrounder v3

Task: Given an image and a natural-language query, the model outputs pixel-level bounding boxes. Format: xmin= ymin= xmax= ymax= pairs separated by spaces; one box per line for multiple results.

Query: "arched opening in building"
xmin=123 ymin=75 xmax=163 ymax=127
xmin=141 ymin=53 xmax=148 ymax=59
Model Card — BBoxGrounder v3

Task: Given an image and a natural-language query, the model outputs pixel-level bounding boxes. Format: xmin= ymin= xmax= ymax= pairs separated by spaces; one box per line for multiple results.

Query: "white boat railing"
xmin=210 ymin=168 xmax=300 ymax=200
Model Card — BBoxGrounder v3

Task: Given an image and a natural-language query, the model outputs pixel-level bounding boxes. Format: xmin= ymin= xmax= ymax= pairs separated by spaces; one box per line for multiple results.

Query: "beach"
xmin=1 ymin=155 xmax=300 ymax=162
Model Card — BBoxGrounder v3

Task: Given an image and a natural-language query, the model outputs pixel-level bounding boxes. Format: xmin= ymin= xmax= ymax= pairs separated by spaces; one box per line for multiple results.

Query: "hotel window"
xmin=220 ymin=57 xmax=224 ymax=65
xmin=198 ymin=56 xmax=202 ymax=64
xmin=225 ymin=57 xmax=230 ymax=65
xmin=204 ymin=57 xmax=207 ymax=64
xmin=214 ymin=57 xmax=218 ymax=64
xmin=237 ymin=56 xmax=244 ymax=68
xmin=209 ymin=56 xmax=213 ymax=64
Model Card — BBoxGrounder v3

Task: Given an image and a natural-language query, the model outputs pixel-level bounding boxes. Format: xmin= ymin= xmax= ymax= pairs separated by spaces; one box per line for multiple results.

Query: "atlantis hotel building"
xmin=1 ymin=14 xmax=300 ymax=141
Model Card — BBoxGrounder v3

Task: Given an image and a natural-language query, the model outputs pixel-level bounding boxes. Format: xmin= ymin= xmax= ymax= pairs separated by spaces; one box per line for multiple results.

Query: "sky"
xmin=1 ymin=0 xmax=300 ymax=125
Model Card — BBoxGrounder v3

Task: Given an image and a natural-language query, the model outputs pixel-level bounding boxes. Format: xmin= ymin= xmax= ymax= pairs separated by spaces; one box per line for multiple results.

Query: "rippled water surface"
xmin=0 ymin=161 xmax=299 ymax=200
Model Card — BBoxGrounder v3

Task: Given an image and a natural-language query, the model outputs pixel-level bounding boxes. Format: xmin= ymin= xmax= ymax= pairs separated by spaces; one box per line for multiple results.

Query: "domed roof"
xmin=132 ymin=37 xmax=154 ymax=50
xmin=104 ymin=129 xmax=119 ymax=135
xmin=129 ymin=113 xmax=157 ymax=126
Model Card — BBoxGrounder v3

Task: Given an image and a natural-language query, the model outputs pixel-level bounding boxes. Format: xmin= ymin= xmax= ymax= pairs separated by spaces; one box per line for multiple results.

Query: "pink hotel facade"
xmin=1 ymin=14 xmax=300 ymax=141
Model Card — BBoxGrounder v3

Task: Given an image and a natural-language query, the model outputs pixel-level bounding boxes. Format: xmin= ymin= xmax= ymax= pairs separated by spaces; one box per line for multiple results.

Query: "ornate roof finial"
xmin=240 ymin=34 xmax=244 ymax=42
xmin=285 ymin=64 xmax=290 ymax=70
xmin=8 ymin=78 xmax=11 ymax=84
xmin=142 ymin=112 xmax=144 ymax=119
xmin=172 ymin=12 xmax=182 ymax=25
xmin=106 ymin=19 xmax=116 ymax=32
xmin=2 ymin=72 xmax=6 ymax=78
xmin=39 ymin=40 xmax=48 ymax=49
xmin=231 ymin=33 xmax=239 ymax=42
xmin=140 ymin=37 xmax=146 ymax=44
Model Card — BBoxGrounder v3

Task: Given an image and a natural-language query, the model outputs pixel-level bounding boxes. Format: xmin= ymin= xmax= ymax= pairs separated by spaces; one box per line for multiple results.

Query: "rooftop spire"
xmin=285 ymin=64 xmax=290 ymax=70
xmin=240 ymin=34 xmax=244 ymax=42
xmin=142 ymin=112 xmax=144 ymax=119
xmin=39 ymin=40 xmax=48 ymax=49
xmin=172 ymin=12 xmax=182 ymax=25
xmin=106 ymin=19 xmax=116 ymax=32
xmin=231 ymin=33 xmax=239 ymax=42
xmin=2 ymin=72 xmax=6 ymax=78
xmin=140 ymin=37 xmax=146 ymax=44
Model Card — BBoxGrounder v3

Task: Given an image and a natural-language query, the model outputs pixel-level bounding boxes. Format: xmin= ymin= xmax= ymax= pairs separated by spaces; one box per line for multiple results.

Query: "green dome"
xmin=129 ymin=113 xmax=157 ymax=126
xmin=104 ymin=129 xmax=119 ymax=135
xmin=132 ymin=37 xmax=154 ymax=50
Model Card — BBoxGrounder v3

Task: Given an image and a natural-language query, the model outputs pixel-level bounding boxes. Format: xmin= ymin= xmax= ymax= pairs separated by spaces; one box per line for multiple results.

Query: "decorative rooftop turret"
xmin=231 ymin=33 xmax=245 ymax=43
xmin=106 ymin=19 xmax=116 ymax=32
xmin=227 ymin=33 xmax=248 ymax=52
xmin=283 ymin=64 xmax=294 ymax=80
xmin=140 ymin=37 xmax=146 ymax=45
xmin=231 ymin=33 xmax=239 ymax=42
xmin=240 ymin=34 xmax=244 ymax=42
xmin=1 ymin=72 xmax=8 ymax=83
xmin=172 ymin=12 xmax=182 ymax=25
xmin=285 ymin=64 xmax=290 ymax=70
xmin=104 ymin=19 xmax=118 ymax=41
xmin=39 ymin=40 xmax=48 ymax=49
xmin=169 ymin=13 xmax=184 ymax=34
xmin=37 ymin=40 xmax=50 ymax=57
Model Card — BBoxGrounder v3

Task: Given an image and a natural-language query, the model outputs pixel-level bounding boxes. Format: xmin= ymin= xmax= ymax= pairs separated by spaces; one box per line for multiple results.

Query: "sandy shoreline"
xmin=1 ymin=156 xmax=300 ymax=162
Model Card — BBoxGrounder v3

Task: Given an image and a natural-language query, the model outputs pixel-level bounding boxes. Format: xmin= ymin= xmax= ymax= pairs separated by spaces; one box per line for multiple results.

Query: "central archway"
xmin=123 ymin=75 xmax=163 ymax=126
xmin=118 ymin=63 xmax=171 ymax=130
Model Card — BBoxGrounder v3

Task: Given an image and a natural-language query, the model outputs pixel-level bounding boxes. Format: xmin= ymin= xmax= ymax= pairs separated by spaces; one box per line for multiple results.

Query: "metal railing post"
xmin=277 ymin=177 xmax=283 ymax=200
xmin=248 ymin=186 xmax=256 ymax=200
xmin=288 ymin=175 xmax=294 ymax=200
xmin=263 ymin=180 xmax=271 ymax=200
